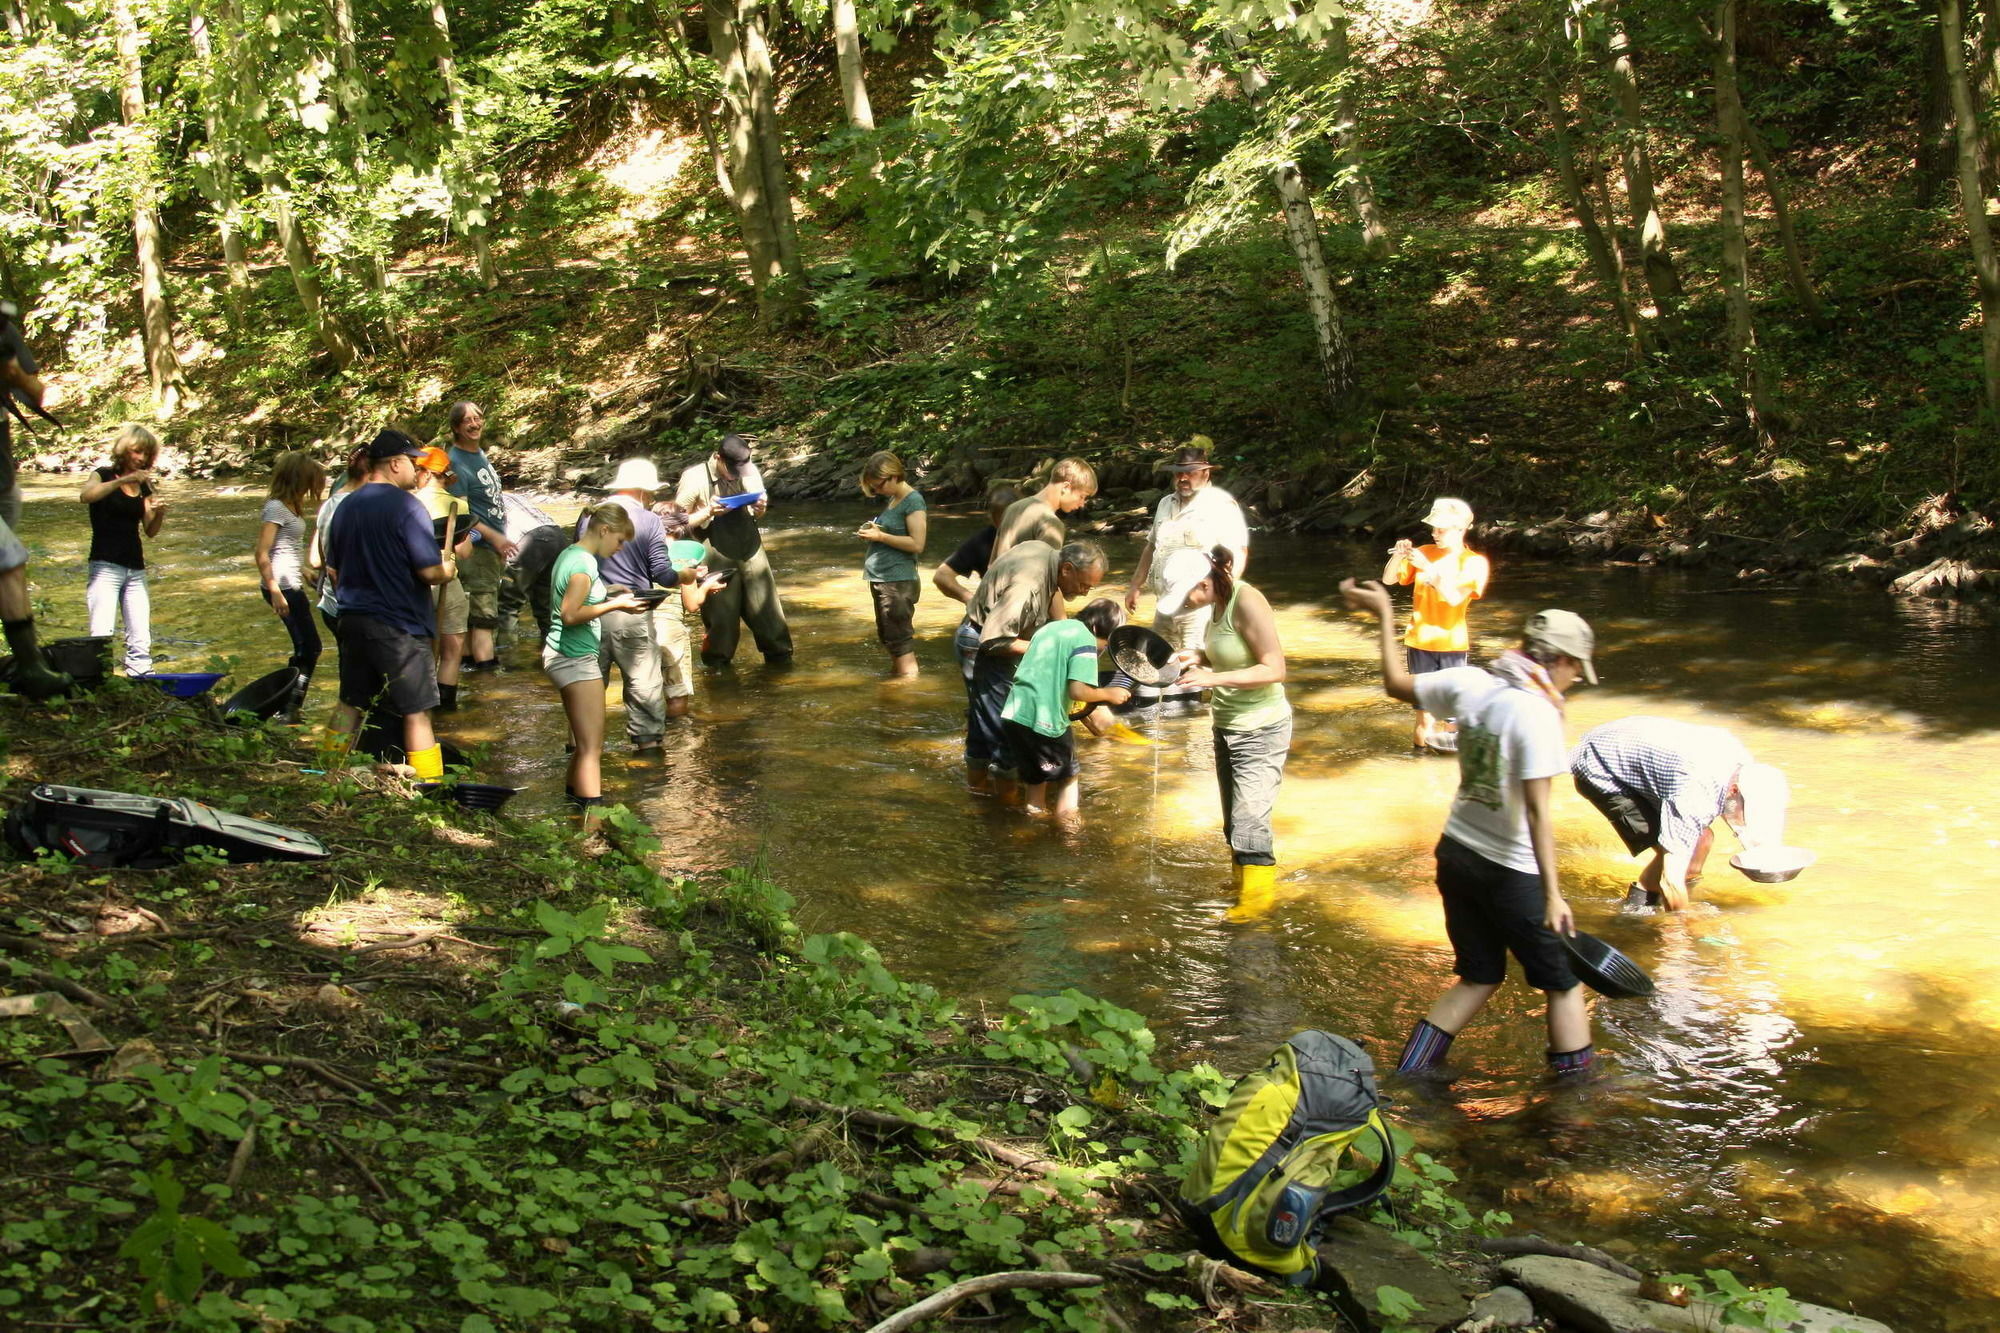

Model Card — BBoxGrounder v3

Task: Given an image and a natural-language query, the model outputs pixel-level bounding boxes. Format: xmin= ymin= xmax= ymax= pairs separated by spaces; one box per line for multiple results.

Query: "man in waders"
xmin=1343 ymin=578 xmax=1599 ymax=1079
xmin=676 ymin=434 xmax=794 ymax=668
xmin=0 ymin=304 xmax=70 ymax=700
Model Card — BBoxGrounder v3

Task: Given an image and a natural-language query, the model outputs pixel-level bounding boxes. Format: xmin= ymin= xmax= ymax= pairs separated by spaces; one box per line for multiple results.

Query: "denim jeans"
xmin=86 ymin=561 xmax=151 ymax=675
xmin=270 ymin=585 xmax=322 ymax=677
xmin=1214 ymin=718 xmax=1292 ymax=866
xmin=966 ymin=651 xmax=1017 ymax=771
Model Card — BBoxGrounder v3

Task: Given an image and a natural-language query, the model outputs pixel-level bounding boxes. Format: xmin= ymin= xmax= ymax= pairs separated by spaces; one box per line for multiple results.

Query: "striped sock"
xmin=1396 ymin=1020 xmax=1455 ymax=1073
xmin=1547 ymin=1045 xmax=1595 ymax=1077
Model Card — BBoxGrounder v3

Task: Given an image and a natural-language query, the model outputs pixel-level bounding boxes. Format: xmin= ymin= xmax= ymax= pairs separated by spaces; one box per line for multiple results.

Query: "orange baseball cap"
xmin=416 ymin=445 xmax=451 ymax=473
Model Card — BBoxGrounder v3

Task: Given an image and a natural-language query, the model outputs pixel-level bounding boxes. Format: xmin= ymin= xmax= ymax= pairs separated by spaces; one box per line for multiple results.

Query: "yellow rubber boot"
xmin=409 ymin=744 xmax=445 ymax=783
xmin=1225 ymin=863 xmax=1279 ymax=922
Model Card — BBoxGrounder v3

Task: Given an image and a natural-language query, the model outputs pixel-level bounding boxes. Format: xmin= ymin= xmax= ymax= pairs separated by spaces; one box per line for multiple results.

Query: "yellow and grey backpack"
xmin=1179 ymin=1031 xmax=1396 ymax=1284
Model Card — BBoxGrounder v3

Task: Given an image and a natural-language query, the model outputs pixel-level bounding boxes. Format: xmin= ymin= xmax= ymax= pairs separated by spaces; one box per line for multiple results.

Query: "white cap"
xmin=1732 ymin=762 xmax=1790 ymax=848
xmin=1422 ymin=497 xmax=1474 ymax=529
xmin=1523 ymin=608 xmax=1597 ymax=685
xmin=1155 ymin=548 xmax=1216 ymax=617
xmin=610 ymin=458 xmax=661 ymax=492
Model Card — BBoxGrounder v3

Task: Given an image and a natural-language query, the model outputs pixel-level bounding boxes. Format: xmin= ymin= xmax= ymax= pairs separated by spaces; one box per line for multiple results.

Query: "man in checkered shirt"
xmin=1570 ymin=716 xmax=1791 ymax=911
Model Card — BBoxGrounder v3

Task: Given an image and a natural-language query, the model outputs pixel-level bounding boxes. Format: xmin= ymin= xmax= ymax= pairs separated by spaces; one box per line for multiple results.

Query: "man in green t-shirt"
xmin=1000 ymin=598 xmax=1131 ymax=817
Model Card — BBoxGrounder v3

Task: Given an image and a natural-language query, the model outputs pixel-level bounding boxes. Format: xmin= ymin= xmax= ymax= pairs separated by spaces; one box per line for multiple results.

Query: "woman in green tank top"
xmin=1157 ymin=545 xmax=1291 ymax=921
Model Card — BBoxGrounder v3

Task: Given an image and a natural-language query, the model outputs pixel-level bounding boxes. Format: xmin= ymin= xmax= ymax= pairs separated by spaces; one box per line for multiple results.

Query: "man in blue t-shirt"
xmin=443 ymin=401 xmax=513 ymax=672
xmin=322 ymin=429 xmax=458 ymax=780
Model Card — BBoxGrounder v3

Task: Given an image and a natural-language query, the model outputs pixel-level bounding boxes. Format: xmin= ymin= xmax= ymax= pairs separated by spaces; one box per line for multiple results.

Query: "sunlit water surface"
xmin=15 ymin=476 xmax=2000 ymax=1328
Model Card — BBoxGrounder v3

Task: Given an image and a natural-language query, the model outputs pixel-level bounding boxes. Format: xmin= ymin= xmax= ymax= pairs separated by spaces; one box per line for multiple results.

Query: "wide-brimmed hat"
xmin=1155 ymin=548 xmax=1217 ymax=617
xmin=1524 ymin=608 xmax=1597 ymax=685
xmin=1422 ymin=497 xmax=1474 ymax=529
xmin=1161 ymin=435 xmax=1218 ymax=472
xmin=610 ymin=458 xmax=661 ymax=492
xmin=1732 ymin=762 xmax=1790 ymax=848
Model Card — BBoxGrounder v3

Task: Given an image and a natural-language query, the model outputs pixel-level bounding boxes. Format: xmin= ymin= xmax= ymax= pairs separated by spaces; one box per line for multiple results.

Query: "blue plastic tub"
xmin=136 ymin=672 xmax=228 ymax=699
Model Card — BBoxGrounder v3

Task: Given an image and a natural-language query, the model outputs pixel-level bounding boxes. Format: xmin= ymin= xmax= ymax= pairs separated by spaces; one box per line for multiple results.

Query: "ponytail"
xmin=1207 ymin=544 xmax=1236 ymax=609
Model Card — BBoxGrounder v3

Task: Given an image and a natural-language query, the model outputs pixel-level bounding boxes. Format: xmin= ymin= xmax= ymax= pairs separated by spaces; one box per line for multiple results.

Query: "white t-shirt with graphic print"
xmin=1414 ymin=666 xmax=1568 ymax=875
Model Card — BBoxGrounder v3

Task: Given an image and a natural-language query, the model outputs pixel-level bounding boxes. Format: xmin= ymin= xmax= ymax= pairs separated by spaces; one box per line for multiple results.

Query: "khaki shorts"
xmin=459 ymin=544 xmax=504 ymax=628
xmin=542 ymin=646 xmax=604 ymax=690
xmin=433 ymin=577 xmax=469 ymax=636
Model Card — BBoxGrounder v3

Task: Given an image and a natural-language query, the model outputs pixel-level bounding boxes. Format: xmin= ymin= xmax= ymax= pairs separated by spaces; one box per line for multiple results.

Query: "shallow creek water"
xmin=14 ymin=475 xmax=2000 ymax=1328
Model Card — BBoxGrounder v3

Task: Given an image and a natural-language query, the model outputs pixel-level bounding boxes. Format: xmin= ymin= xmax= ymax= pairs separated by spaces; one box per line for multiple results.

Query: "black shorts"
xmin=870 ymin=579 xmax=920 ymax=656
xmin=1003 ymin=719 xmax=1077 ymax=786
xmin=1407 ymin=649 xmax=1466 ymax=708
xmin=335 ymin=613 xmax=440 ymax=717
xmin=1435 ymin=835 xmax=1579 ymax=992
xmin=1573 ymin=775 xmax=1662 ymax=857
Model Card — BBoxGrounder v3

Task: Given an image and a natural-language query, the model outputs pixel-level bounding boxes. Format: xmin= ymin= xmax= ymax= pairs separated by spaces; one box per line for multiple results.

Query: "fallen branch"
xmin=222 ymin=1050 xmax=374 ymax=1096
xmin=1471 ymin=1235 xmax=1642 ymax=1280
xmin=223 ymin=1125 xmax=257 ymax=1192
xmin=324 ymin=1131 xmax=392 ymax=1202
xmin=863 ymin=1272 xmax=1104 ymax=1333
xmin=16 ymin=968 xmax=120 ymax=1012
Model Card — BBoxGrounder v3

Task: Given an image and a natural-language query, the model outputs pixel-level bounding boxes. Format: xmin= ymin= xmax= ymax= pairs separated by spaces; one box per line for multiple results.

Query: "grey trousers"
xmin=1214 ymin=718 xmax=1291 ymax=866
xmin=496 ymin=524 xmax=565 ymax=642
xmin=699 ymin=546 xmax=793 ymax=665
xmin=599 ymin=607 xmax=668 ymax=746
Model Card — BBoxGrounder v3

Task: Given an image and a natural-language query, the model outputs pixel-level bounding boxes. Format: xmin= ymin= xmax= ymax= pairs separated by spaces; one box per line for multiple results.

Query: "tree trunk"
xmin=1714 ymin=0 xmax=1775 ymax=441
xmin=1541 ymin=77 xmax=1647 ymax=360
xmin=1602 ymin=9 xmax=1684 ymax=343
xmin=736 ymin=0 xmax=801 ymax=277
xmin=265 ymin=176 xmax=358 ymax=369
xmin=703 ymin=0 xmax=802 ymax=322
xmin=329 ymin=0 xmax=388 ymax=293
xmin=429 ymin=0 xmax=499 ymax=289
xmin=1941 ymin=0 xmax=2000 ymax=415
xmin=830 ymin=0 xmax=875 ymax=131
xmin=1328 ymin=14 xmax=1391 ymax=259
xmin=1234 ymin=56 xmax=1354 ymax=409
xmin=111 ymin=0 xmax=188 ymax=416
xmin=1738 ymin=121 xmax=1823 ymax=324
xmin=186 ymin=4 xmax=252 ymax=320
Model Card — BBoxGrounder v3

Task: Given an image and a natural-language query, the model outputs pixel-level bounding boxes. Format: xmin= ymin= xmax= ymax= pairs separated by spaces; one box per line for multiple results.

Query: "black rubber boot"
xmin=4 ymin=617 xmax=72 ymax=701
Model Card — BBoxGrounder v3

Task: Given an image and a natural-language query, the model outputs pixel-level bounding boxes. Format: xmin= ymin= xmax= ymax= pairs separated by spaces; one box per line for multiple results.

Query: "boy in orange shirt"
xmin=1382 ymin=497 xmax=1489 ymax=753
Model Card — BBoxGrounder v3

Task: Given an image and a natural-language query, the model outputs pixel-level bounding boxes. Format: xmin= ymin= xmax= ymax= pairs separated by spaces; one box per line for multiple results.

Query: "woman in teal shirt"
xmin=856 ymin=451 xmax=928 ymax=678
xmin=545 ymin=503 xmax=644 ymax=816
xmin=1159 ymin=545 xmax=1291 ymax=922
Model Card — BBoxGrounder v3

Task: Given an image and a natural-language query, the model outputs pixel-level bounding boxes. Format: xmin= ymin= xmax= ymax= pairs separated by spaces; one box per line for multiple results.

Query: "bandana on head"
xmin=1489 ymin=649 xmax=1565 ymax=714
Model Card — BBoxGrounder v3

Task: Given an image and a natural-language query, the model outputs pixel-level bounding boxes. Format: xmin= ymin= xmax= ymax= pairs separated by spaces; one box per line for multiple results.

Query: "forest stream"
xmin=13 ymin=474 xmax=2000 ymax=1330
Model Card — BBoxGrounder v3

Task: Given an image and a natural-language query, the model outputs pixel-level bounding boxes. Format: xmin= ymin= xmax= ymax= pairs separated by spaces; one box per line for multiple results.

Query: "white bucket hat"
xmin=1155 ymin=548 xmax=1217 ymax=617
xmin=1422 ymin=497 xmax=1474 ymax=529
xmin=610 ymin=458 xmax=662 ymax=492
xmin=1731 ymin=762 xmax=1790 ymax=848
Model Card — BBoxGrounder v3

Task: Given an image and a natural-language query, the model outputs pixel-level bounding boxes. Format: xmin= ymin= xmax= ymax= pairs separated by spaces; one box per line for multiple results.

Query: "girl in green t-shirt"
xmin=856 ymin=451 xmax=928 ymax=679
xmin=544 ymin=503 xmax=644 ymax=814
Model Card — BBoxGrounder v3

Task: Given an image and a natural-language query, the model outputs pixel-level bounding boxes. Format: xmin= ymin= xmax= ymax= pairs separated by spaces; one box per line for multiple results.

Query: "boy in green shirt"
xmin=1000 ymin=599 xmax=1132 ymax=817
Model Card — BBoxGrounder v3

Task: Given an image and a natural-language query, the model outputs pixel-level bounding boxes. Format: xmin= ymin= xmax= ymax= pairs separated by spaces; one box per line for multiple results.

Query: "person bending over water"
xmin=78 ymin=425 xmax=168 ymax=676
xmin=1155 ymin=546 xmax=1290 ymax=921
xmin=1000 ymin=597 xmax=1131 ymax=818
xmin=545 ymin=503 xmax=645 ymax=821
xmin=1343 ymin=578 xmax=1599 ymax=1078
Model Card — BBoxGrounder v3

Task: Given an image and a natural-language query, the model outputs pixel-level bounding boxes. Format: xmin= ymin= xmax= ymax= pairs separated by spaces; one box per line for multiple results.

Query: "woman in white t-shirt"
xmin=253 ymin=452 xmax=329 ymax=700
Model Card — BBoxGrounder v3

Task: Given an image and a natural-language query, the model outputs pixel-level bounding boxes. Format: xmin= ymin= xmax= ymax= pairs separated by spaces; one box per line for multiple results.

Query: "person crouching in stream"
xmin=1000 ymin=597 xmax=1132 ymax=819
xmin=1341 ymin=577 xmax=1600 ymax=1079
xmin=545 ymin=503 xmax=646 ymax=824
xmin=1153 ymin=547 xmax=1290 ymax=922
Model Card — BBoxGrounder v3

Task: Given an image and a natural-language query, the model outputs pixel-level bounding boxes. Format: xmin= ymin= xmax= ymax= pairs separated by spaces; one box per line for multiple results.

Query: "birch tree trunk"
xmin=1541 ymin=78 xmax=1647 ymax=360
xmin=111 ymin=0 xmax=188 ymax=416
xmin=1234 ymin=56 xmax=1353 ymax=408
xmin=704 ymin=0 xmax=802 ymax=322
xmin=265 ymin=176 xmax=359 ymax=368
xmin=429 ymin=0 xmax=499 ymax=289
xmin=186 ymin=4 xmax=252 ymax=320
xmin=1941 ymin=0 xmax=2000 ymax=416
xmin=330 ymin=0 xmax=388 ymax=293
xmin=1603 ymin=9 xmax=1684 ymax=343
xmin=1714 ymin=0 xmax=1774 ymax=440
xmin=1328 ymin=14 xmax=1391 ymax=259
xmin=830 ymin=0 xmax=875 ymax=132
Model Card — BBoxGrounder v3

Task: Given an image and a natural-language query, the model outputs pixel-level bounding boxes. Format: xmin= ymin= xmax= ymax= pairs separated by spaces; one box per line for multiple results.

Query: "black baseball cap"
xmin=367 ymin=428 xmax=424 ymax=461
xmin=718 ymin=434 xmax=753 ymax=466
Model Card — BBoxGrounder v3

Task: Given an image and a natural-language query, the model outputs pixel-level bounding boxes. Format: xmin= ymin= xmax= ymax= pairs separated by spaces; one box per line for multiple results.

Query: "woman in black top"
xmin=78 ymin=425 xmax=168 ymax=675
